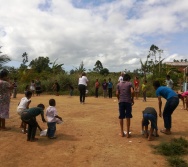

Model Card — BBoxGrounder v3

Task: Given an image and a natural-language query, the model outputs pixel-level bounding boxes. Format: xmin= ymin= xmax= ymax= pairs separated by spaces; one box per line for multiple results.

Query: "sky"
xmin=0 ymin=0 xmax=188 ymax=72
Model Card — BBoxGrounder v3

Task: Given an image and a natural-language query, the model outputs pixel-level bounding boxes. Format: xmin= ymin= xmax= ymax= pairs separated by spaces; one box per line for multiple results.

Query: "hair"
xmin=82 ymin=72 xmax=86 ymax=76
xmin=144 ymin=80 xmax=147 ymax=83
xmin=25 ymin=90 xmax=32 ymax=97
xmin=123 ymin=74 xmax=131 ymax=81
xmin=166 ymin=75 xmax=170 ymax=79
xmin=37 ymin=103 xmax=45 ymax=109
xmin=153 ymin=80 xmax=161 ymax=88
xmin=49 ymin=99 xmax=56 ymax=106
xmin=0 ymin=69 xmax=9 ymax=79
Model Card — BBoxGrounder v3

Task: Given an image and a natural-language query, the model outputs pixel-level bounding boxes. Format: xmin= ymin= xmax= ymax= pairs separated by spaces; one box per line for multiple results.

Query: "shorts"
xmin=17 ymin=108 xmax=24 ymax=116
xmin=118 ymin=102 xmax=132 ymax=119
xmin=142 ymin=113 xmax=157 ymax=130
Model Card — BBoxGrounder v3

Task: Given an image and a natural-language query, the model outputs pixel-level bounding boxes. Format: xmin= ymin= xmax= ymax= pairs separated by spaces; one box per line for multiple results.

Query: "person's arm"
xmin=158 ymin=96 xmax=162 ymax=117
xmin=37 ymin=122 xmax=43 ymax=131
xmin=26 ymin=100 xmax=31 ymax=109
xmin=55 ymin=115 xmax=62 ymax=121
xmin=131 ymin=87 xmax=134 ymax=106
xmin=41 ymin=112 xmax=46 ymax=122
xmin=116 ymin=89 xmax=119 ymax=101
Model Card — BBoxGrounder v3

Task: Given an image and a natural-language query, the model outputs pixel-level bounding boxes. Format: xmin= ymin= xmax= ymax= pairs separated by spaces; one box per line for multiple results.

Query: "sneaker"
xmin=49 ymin=136 xmax=57 ymax=139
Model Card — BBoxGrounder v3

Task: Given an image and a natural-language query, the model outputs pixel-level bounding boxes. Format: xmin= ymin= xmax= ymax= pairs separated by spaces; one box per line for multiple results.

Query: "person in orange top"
xmin=95 ymin=79 xmax=100 ymax=98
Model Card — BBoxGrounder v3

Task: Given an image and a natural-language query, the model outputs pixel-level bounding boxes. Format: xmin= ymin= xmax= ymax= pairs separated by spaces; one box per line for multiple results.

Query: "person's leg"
xmin=0 ymin=117 xmax=2 ymax=129
xmin=119 ymin=119 xmax=124 ymax=137
xmin=118 ymin=102 xmax=125 ymax=137
xmin=23 ymin=122 xmax=27 ymax=133
xmin=126 ymin=118 xmax=131 ymax=138
xmin=82 ymin=86 xmax=86 ymax=103
xmin=0 ymin=118 xmax=10 ymax=130
xmin=48 ymin=122 xmax=57 ymax=139
xmin=162 ymin=97 xmax=179 ymax=134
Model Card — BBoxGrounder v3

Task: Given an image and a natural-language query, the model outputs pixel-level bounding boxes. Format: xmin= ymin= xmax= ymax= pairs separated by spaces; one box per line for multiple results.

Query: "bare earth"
xmin=1 ymin=94 xmax=188 ymax=167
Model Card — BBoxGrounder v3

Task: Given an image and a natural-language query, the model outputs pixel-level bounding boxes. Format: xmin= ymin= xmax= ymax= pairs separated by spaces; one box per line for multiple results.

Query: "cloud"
xmin=0 ymin=0 xmax=188 ymax=72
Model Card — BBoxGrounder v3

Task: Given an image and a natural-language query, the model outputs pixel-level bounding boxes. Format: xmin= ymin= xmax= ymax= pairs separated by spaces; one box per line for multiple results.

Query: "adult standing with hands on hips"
xmin=78 ymin=72 xmax=88 ymax=104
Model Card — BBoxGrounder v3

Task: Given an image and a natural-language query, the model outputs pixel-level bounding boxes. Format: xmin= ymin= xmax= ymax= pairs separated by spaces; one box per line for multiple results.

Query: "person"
xmin=52 ymin=80 xmax=60 ymax=96
xmin=134 ymin=76 xmax=140 ymax=99
xmin=68 ymin=84 xmax=74 ymax=96
xmin=12 ymin=78 xmax=18 ymax=98
xmin=108 ymin=78 xmax=113 ymax=98
xmin=142 ymin=107 xmax=159 ymax=141
xmin=24 ymin=85 xmax=30 ymax=94
xmin=102 ymin=79 xmax=108 ymax=98
xmin=95 ymin=79 xmax=100 ymax=98
xmin=17 ymin=91 xmax=32 ymax=133
xmin=21 ymin=104 xmax=46 ymax=142
xmin=165 ymin=75 xmax=173 ymax=89
xmin=0 ymin=69 xmax=13 ymax=130
xmin=141 ymin=80 xmax=147 ymax=102
xmin=153 ymin=80 xmax=179 ymax=135
xmin=78 ymin=72 xmax=88 ymax=104
xmin=118 ymin=72 xmax=125 ymax=83
xmin=178 ymin=91 xmax=188 ymax=110
xmin=30 ymin=80 xmax=35 ymax=96
xmin=35 ymin=78 xmax=42 ymax=96
xmin=116 ymin=74 xmax=134 ymax=138
xmin=46 ymin=99 xmax=62 ymax=139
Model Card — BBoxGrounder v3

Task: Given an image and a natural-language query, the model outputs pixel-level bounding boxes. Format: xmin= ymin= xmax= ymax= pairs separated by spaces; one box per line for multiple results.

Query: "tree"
xmin=19 ymin=52 xmax=29 ymax=70
xmin=29 ymin=57 xmax=51 ymax=73
xmin=100 ymin=68 xmax=109 ymax=75
xmin=0 ymin=46 xmax=11 ymax=69
xmin=75 ymin=61 xmax=86 ymax=73
xmin=93 ymin=60 xmax=103 ymax=73
xmin=50 ymin=59 xmax=64 ymax=74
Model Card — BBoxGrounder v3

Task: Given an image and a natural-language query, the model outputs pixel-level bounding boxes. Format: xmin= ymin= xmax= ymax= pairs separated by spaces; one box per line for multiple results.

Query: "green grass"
xmin=152 ymin=137 xmax=188 ymax=167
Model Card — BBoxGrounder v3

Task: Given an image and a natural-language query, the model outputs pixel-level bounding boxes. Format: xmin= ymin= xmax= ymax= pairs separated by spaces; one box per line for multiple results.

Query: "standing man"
xmin=108 ymin=78 xmax=113 ymax=98
xmin=116 ymin=74 xmax=134 ymax=138
xmin=118 ymin=72 xmax=125 ymax=83
xmin=153 ymin=80 xmax=179 ymax=135
xmin=165 ymin=75 xmax=173 ymax=89
xmin=95 ymin=79 xmax=100 ymax=98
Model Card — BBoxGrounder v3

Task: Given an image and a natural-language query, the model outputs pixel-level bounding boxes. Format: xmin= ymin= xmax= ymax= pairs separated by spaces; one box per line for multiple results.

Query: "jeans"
xmin=143 ymin=113 xmax=157 ymax=130
xmin=163 ymin=96 xmax=179 ymax=129
xmin=21 ymin=112 xmax=38 ymax=141
xmin=47 ymin=122 xmax=56 ymax=137
xmin=95 ymin=88 xmax=99 ymax=98
xmin=108 ymin=88 xmax=112 ymax=98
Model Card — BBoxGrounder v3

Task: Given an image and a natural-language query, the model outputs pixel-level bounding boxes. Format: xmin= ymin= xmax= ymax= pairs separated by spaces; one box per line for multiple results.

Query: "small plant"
xmin=152 ymin=137 xmax=188 ymax=167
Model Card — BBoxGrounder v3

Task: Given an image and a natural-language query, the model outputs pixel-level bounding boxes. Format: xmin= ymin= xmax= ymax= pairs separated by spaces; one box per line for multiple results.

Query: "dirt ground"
xmin=0 ymin=94 xmax=188 ymax=167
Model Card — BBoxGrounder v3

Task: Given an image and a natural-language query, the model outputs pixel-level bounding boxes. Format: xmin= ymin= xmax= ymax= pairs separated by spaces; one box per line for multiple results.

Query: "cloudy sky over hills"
xmin=0 ymin=0 xmax=188 ymax=72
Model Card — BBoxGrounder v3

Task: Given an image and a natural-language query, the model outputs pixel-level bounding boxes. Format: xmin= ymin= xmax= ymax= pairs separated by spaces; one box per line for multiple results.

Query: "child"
xmin=21 ymin=104 xmax=46 ymax=142
xmin=17 ymin=91 xmax=32 ymax=133
xmin=178 ymin=91 xmax=188 ymax=110
xmin=68 ymin=84 xmax=74 ymax=96
xmin=141 ymin=80 xmax=147 ymax=102
xmin=102 ymin=79 xmax=108 ymax=98
xmin=12 ymin=78 xmax=18 ymax=98
xmin=142 ymin=107 xmax=159 ymax=141
xmin=46 ymin=99 xmax=62 ymax=139
xmin=24 ymin=85 xmax=30 ymax=94
xmin=30 ymin=80 xmax=35 ymax=96
xmin=52 ymin=80 xmax=60 ymax=96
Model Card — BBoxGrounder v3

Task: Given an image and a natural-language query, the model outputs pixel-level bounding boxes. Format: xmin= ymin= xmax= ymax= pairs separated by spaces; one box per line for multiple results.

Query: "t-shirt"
xmin=25 ymin=107 xmax=43 ymax=117
xmin=156 ymin=86 xmax=177 ymax=100
xmin=116 ymin=81 xmax=133 ymax=103
xmin=46 ymin=106 xmax=57 ymax=123
xmin=142 ymin=83 xmax=147 ymax=92
xmin=118 ymin=76 xmax=123 ymax=83
xmin=102 ymin=82 xmax=108 ymax=90
xmin=108 ymin=82 xmax=113 ymax=88
xmin=142 ymin=107 xmax=157 ymax=117
xmin=17 ymin=97 xmax=31 ymax=109
xmin=78 ymin=76 xmax=88 ymax=86
xmin=166 ymin=79 xmax=173 ymax=89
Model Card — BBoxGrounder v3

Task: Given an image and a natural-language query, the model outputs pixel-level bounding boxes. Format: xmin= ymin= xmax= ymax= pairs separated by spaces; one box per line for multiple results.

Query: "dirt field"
xmin=0 ymin=94 xmax=188 ymax=167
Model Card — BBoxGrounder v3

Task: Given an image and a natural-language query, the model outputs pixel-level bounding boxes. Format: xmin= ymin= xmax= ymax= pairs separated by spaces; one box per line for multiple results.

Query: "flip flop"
xmin=160 ymin=129 xmax=171 ymax=135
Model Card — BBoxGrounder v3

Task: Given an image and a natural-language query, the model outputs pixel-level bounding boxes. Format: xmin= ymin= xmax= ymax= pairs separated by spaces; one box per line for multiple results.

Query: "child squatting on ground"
xmin=17 ymin=91 xmax=32 ymax=133
xmin=142 ymin=107 xmax=159 ymax=141
xmin=21 ymin=104 xmax=46 ymax=142
xmin=46 ymin=99 xmax=62 ymax=139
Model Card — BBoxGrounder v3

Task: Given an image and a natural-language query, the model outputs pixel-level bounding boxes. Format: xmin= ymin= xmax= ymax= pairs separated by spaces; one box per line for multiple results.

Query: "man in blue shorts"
xmin=153 ymin=80 xmax=179 ymax=135
xmin=116 ymin=74 xmax=134 ymax=138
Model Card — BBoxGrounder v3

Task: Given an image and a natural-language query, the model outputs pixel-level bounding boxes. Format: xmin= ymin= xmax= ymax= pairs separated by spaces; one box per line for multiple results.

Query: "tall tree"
xmin=0 ymin=46 xmax=11 ymax=69
xmin=93 ymin=60 xmax=103 ymax=73
xmin=50 ymin=59 xmax=64 ymax=74
xmin=29 ymin=57 xmax=51 ymax=73
xmin=75 ymin=61 xmax=86 ymax=73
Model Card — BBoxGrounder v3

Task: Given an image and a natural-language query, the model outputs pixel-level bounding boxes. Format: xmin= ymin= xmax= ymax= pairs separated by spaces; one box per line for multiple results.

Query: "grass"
xmin=152 ymin=137 xmax=188 ymax=167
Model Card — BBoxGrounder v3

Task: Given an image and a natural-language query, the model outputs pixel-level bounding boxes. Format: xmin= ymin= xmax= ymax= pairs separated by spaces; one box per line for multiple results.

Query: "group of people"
xmin=116 ymin=73 xmax=183 ymax=141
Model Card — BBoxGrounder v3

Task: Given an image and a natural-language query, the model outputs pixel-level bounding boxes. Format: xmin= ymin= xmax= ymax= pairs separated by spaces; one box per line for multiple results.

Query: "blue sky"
xmin=1 ymin=0 xmax=188 ymax=72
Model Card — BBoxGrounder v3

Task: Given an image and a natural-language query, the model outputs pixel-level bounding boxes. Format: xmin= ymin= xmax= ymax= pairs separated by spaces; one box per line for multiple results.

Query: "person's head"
xmin=82 ymin=72 xmax=86 ymax=76
xmin=153 ymin=80 xmax=161 ymax=90
xmin=104 ymin=79 xmax=106 ymax=82
xmin=37 ymin=103 xmax=45 ymax=110
xmin=96 ymin=79 xmax=98 ymax=82
xmin=123 ymin=74 xmax=131 ymax=81
xmin=49 ymin=99 xmax=56 ymax=106
xmin=135 ymin=76 xmax=139 ymax=80
xmin=25 ymin=85 xmax=29 ymax=90
xmin=25 ymin=90 xmax=32 ymax=99
xmin=109 ymin=78 xmax=111 ymax=81
xmin=121 ymin=71 xmax=125 ymax=76
xmin=14 ymin=78 xmax=17 ymax=82
xmin=166 ymin=75 xmax=170 ymax=80
xmin=31 ymin=80 xmax=34 ymax=83
xmin=0 ymin=69 xmax=9 ymax=80
xmin=144 ymin=80 xmax=147 ymax=84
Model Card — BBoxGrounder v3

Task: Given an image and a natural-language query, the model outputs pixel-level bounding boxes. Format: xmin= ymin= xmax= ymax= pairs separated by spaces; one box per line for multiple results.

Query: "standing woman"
xmin=134 ymin=76 xmax=140 ymax=99
xmin=0 ymin=69 xmax=13 ymax=130
xmin=78 ymin=72 xmax=88 ymax=104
